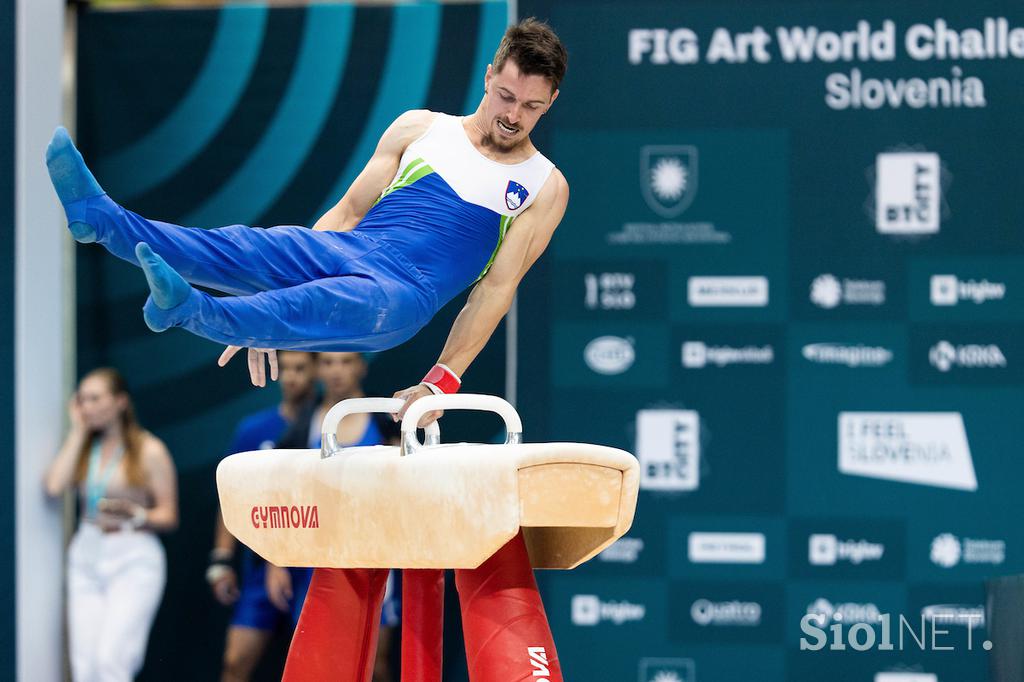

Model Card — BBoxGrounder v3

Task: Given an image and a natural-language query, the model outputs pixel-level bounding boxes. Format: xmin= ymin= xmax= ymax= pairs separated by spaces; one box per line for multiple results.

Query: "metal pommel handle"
xmin=399 ymin=394 xmax=523 ymax=457
xmin=321 ymin=397 xmax=440 ymax=459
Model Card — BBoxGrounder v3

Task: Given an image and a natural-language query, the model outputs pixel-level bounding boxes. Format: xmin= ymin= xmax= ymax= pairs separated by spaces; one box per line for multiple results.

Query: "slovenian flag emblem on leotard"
xmin=505 ymin=180 xmax=529 ymax=211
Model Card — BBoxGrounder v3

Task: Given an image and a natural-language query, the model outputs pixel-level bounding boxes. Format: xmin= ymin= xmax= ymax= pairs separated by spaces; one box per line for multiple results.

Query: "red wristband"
xmin=421 ymin=364 xmax=461 ymax=395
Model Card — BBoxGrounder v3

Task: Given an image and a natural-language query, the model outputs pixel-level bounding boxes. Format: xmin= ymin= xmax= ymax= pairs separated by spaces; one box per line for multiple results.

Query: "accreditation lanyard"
xmin=85 ymin=440 xmax=124 ymax=519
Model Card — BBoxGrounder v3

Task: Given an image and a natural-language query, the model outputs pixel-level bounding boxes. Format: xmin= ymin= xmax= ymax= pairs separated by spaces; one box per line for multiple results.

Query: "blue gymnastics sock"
xmin=45 ymin=127 xmax=104 ymax=243
xmin=137 ymin=243 xmax=192 ymax=330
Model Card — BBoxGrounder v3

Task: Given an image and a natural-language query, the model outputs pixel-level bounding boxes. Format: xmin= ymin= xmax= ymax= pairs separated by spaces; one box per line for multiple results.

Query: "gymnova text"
xmin=251 ymin=504 xmax=320 ymax=529
xmin=800 ymin=612 xmax=991 ymax=652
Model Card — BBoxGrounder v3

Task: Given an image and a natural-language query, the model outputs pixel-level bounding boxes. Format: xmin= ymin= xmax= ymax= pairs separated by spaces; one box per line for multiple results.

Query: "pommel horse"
xmin=217 ymin=394 xmax=639 ymax=681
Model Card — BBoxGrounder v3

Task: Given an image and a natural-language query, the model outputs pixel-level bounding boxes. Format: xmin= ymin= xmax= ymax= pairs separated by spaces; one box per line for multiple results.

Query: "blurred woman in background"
xmin=45 ymin=367 xmax=178 ymax=681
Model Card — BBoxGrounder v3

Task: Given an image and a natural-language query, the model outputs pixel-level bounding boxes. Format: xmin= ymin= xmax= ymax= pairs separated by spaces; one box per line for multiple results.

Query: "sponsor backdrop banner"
xmin=76 ymin=3 xmax=506 ymax=679
xmin=520 ymin=0 xmax=1024 ymax=680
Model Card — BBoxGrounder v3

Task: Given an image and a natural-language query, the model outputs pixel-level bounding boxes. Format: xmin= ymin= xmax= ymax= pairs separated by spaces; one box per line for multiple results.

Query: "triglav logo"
xmin=930 ymin=533 xmax=1005 ymax=568
xmin=682 ymin=341 xmax=774 ymax=368
xmin=875 ymin=151 xmax=943 ymax=235
xmin=571 ymin=594 xmax=646 ymax=626
xmin=838 ymin=412 xmax=977 ymax=491
xmin=931 ymin=274 xmax=1006 ymax=306
xmin=810 ymin=274 xmax=886 ymax=308
xmin=808 ymin=534 xmax=885 ymax=566
xmin=802 ymin=343 xmax=894 ymax=368
xmin=690 ymin=599 xmax=762 ymax=627
xmin=688 ymin=276 xmax=769 ymax=307
xmin=688 ymin=532 xmax=766 ymax=564
xmin=874 ymin=674 xmax=938 ymax=682
xmin=928 ymin=340 xmax=1006 ymax=372
xmin=637 ymin=410 xmax=700 ymax=492
xmin=584 ymin=336 xmax=635 ymax=375
xmin=599 ymin=537 xmax=645 ymax=564
xmin=638 ymin=658 xmax=695 ymax=682
xmin=641 ymin=145 xmax=698 ymax=218
xmin=584 ymin=272 xmax=636 ymax=310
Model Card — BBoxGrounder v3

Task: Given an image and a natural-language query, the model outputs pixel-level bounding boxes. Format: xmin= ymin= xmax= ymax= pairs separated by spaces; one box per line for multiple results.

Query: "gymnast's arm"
xmin=394 ymin=169 xmax=569 ymax=422
xmin=311 ymin=109 xmax=435 ymax=232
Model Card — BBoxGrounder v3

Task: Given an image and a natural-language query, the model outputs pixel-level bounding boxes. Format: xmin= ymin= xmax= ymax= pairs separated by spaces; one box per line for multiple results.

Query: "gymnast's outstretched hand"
xmin=217 ymin=345 xmax=279 ymax=387
xmin=392 ymin=383 xmax=443 ymax=427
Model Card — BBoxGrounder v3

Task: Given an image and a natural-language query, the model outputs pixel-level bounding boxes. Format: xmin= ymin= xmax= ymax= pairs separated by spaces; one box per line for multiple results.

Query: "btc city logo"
xmin=870 ymin=148 xmax=950 ymax=236
xmin=640 ymin=145 xmax=698 ymax=218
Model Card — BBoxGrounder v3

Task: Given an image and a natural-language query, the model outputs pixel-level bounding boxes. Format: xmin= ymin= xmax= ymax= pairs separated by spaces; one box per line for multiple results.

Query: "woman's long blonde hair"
xmin=73 ymin=368 xmax=147 ymax=488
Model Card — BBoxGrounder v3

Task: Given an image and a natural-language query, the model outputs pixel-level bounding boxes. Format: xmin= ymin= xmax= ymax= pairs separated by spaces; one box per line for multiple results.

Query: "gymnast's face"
xmin=278 ymin=351 xmax=316 ymax=403
xmin=482 ymin=59 xmax=559 ymax=152
xmin=317 ymin=352 xmax=366 ymax=401
xmin=76 ymin=375 xmax=127 ymax=432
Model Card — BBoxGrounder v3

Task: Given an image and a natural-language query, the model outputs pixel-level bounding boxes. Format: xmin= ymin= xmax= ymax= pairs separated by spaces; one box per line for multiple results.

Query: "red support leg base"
xmin=401 ymin=569 xmax=445 ymax=682
xmin=456 ymin=532 xmax=563 ymax=682
xmin=282 ymin=567 xmax=388 ymax=682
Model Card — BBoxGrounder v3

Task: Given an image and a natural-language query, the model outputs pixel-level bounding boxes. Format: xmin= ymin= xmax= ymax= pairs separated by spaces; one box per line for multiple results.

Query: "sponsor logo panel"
xmin=688 ymin=532 xmax=766 ymax=564
xmin=810 ymin=274 xmax=886 ymax=309
xmin=552 ymin=323 xmax=669 ymax=388
xmin=838 ymin=412 xmax=977 ymax=491
xmin=669 ymin=517 xmax=785 ymax=581
xmin=551 ymin=261 xmax=669 ymax=320
xmin=786 ymin=582 xmax=907 ymax=646
xmin=547 ymin=575 xmax=666 ymax=646
xmin=910 ymin=325 xmax=1022 ymax=385
xmin=791 ymin=519 xmax=905 ymax=579
xmin=873 ymin=150 xmax=948 ymax=235
xmin=637 ymin=409 xmax=701 ymax=492
xmin=682 ymin=341 xmax=774 ymax=368
xmin=688 ymin=276 xmax=769 ymax=307
xmin=671 ymin=582 xmax=784 ymax=644
xmin=909 ymin=257 xmax=1024 ymax=322
xmin=801 ymin=343 xmax=893 ymax=368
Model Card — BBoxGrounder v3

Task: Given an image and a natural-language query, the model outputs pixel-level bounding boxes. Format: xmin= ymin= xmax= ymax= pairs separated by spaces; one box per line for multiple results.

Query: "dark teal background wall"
xmin=520 ymin=1 xmax=1024 ymax=680
xmin=75 ymin=3 xmax=506 ymax=679
xmin=0 ymin=0 xmax=14 ymax=678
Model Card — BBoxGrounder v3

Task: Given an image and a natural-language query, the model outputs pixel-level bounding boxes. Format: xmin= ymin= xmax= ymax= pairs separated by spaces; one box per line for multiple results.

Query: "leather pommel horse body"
xmin=218 ymin=395 xmax=640 ymax=681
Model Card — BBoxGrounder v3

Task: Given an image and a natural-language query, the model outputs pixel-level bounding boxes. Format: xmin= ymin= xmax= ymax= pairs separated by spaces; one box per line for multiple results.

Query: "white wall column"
xmin=16 ymin=0 xmax=68 ymax=678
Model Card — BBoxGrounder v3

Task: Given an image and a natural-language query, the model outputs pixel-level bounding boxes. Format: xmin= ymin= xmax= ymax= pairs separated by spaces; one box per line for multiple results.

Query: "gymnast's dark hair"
xmin=492 ymin=18 xmax=567 ymax=92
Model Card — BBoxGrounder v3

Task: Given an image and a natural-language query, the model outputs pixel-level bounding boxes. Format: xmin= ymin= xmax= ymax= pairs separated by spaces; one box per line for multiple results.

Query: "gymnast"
xmin=46 ymin=18 xmax=568 ymax=416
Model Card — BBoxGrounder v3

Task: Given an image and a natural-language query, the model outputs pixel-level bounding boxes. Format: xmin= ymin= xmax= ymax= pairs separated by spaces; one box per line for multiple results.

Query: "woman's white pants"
xmin=67 ymin=524 xmax=166 ymax=682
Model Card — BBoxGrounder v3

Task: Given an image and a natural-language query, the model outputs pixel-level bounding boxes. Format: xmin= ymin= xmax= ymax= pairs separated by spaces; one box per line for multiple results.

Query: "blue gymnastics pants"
xmin=66 ymin=194 xmax=437 ymax=351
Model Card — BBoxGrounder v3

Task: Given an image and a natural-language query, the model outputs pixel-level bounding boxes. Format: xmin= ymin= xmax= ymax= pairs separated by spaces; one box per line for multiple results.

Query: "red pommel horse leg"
xmin=281 ymin=567 xmax=389 ymax=681
xmin=456 ymin=531 xmax=562 ymax=682
xmin=282 ymin=531 xmax=561 ymax=682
